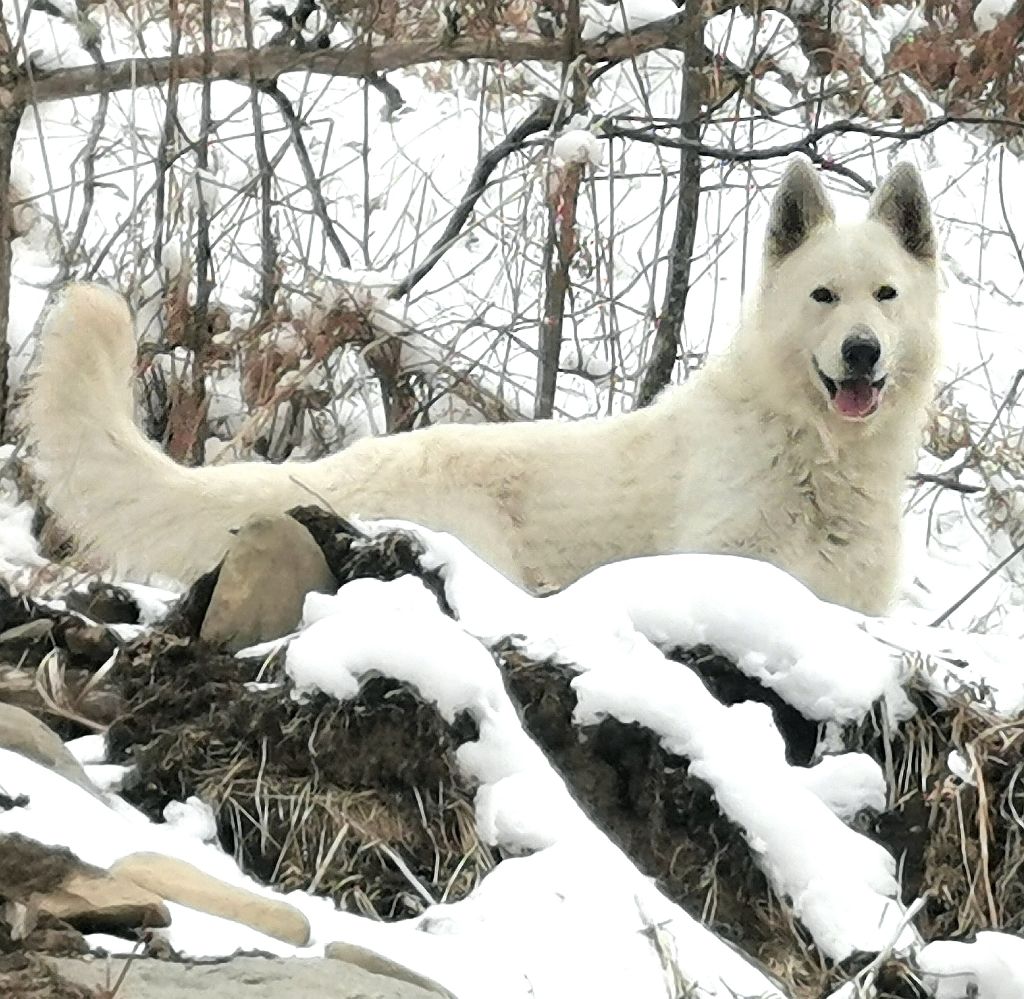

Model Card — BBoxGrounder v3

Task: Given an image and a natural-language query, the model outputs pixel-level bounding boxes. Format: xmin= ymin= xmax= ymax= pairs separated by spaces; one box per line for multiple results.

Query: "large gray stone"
xmin=54 ymin=955 xmax=448 ymax=998
xmin=200 ymin=515 xmax=337 ymax=651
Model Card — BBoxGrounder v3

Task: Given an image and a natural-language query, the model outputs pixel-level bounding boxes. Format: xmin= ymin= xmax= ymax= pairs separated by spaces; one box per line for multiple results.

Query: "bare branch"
xmin=15 ymin=17 xmax=689 ymax=104
xmin=391 ymin=98 xmax=557 ymax=300
xmin=152 ymin=0 xmax=184 ymax=271
xmin=605 ymin=113 xmax=1024 ymax=163
xmin=242 ymin=0 xmax=278 ymax=316
xmin=194 ymin=0 xmax=216 ymax=326
xmin=63 ymin=47 xmax=109 ymax=269
xmin=537 ymin=6 xmax=586 ymax=420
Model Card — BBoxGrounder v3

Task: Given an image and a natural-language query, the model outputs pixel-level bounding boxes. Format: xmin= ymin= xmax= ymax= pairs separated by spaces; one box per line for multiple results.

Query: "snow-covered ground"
xmin=2 ymin=504 xmax=1024 ymax=997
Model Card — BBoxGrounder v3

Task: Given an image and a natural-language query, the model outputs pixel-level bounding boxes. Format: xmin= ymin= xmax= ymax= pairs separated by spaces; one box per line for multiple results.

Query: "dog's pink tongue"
xmin=834 ymin=380 xmax=878 ymax=418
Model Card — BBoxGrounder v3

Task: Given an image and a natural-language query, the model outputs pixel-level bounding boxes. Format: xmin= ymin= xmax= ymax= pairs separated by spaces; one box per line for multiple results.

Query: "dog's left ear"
xmin=869 ymin=163 xmax=935 ymax=261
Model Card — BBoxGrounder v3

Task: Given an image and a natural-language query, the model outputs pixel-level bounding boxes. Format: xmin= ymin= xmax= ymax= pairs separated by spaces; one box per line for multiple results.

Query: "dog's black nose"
xmin=841 ymin=331 xmax=881 ymax=377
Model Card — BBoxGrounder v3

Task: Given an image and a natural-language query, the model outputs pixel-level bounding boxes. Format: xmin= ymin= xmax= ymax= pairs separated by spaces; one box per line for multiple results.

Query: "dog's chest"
xmin=678 ymin=421 xmax=891 ymax=560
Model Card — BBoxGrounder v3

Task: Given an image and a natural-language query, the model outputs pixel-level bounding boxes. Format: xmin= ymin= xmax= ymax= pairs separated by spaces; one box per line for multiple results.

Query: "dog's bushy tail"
xmin=25 ymin=283 xmax=302 ymax=582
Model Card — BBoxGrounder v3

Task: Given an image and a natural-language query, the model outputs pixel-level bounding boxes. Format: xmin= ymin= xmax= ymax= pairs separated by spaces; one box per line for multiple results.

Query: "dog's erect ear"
xmin=766 ymin=157 xmax=834 ymax=260
xmin=869 ymin=163 xmax=935 ymax=261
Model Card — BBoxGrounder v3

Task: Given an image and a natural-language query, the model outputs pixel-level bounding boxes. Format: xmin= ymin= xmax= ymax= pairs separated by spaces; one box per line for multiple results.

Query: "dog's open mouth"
xmin=814 ymin=360 xmax=887 ymax=420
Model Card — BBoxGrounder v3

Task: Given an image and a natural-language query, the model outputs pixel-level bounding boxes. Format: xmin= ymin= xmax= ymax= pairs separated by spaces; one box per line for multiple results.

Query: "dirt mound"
xmin=500 ymin=643 xmax=807 ymax=991
xmin=107 ymin=630 xmax=494 ymax=918
xmin=853 ymin=693 xmax=1024 ymax=941
xmin=288 ymin=507 xmax=449 ymax=610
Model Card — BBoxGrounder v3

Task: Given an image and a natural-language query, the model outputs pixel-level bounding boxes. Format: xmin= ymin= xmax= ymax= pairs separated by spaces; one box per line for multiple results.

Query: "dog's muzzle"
xmin=815 ymin=328 xmax=887 ymax=420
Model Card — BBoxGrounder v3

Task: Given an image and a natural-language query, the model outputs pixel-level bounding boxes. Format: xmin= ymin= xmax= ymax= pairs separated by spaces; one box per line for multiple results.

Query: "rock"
xmin=0 ymin=834 xmax=169 ymax=936
xmin=0 ymin=703 xmax=100 ymax=798
xmin=0 ymin=953 xmax=96 ymax=999
xmin=199 ymin=515 xmax=337 ymax=651
xmin=54 ymin=955 xmax=445 ymax=998
xmin=110 ymin=853 xmax=311 ymax=947
xmin=57 ymin=623 xmax=117 ymax=667
xmin=35 ymin=871 xmax=171 ymax=934
xmin=325 ymin=941 xmax=458 ymax=998
xmin=0 ymin=619 xmax=54 ymax=647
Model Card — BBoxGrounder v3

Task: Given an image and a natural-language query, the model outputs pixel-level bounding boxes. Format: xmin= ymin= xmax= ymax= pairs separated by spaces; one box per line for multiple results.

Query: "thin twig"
xmin=911 ymin=473 xmax=984 ymax=495
xmin=242 ymin=0 xmax=277 ymax=316
xmin=931 ymin=536 xmax=1024 ymax=627
xmin=0 ymin=15 xmax=23 ymax=439
xmin=391 ymin=99 xmax=557 ymax=299
xmin=263 ymin=82 xmax=352 ymax=268
xmin=63 ymin=43 xmax=109 ymax=270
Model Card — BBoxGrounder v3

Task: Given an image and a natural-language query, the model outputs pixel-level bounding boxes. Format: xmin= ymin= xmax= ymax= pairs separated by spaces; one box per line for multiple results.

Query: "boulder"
xmin=110 ymin=853 xmax=311 ymax=947
xmin=35 ymin=871 xmax=171 ymax=933
xmin=0 ymin=834 xmax=169 ymax=936
xmin=0 ymin=703 xmax=100 ymax=798
xmin=325 ymin=941 xmax=458 ymax=998
xmin=200 ymin=515 xmax=337 ymax=651
xmin=54 ymin=955 xmax=445 ymax=998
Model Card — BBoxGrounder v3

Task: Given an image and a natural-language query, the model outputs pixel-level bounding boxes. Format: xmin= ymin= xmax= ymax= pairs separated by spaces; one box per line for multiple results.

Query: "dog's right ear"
xmin=766 ymin=157 xmax=835 ymax=260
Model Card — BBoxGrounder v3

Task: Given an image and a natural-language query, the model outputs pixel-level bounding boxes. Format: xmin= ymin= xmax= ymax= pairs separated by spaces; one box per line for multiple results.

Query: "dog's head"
xmin=749 ymin=157 xmax=940 ymax=429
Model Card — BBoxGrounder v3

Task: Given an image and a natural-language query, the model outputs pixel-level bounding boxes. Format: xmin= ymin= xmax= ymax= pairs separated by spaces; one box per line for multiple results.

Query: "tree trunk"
xmin=0 ymin=19 xmax=24 ymax=440
xmin=536 ymin=0 xmax=584 ymax=421
xmin=636 ymin=0 xmax=707 ymax=409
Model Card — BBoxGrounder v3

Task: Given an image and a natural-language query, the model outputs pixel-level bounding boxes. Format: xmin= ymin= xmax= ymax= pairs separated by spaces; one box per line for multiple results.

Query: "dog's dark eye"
xmin=875 ymin=285 xmax=898 ymax=301
xmin=810 ymin=287 xmax=837 ymax=304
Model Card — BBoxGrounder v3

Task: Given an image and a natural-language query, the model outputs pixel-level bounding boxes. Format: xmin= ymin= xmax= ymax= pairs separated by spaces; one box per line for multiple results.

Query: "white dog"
xmin=25 ymin=158 xmax=939 ymax=615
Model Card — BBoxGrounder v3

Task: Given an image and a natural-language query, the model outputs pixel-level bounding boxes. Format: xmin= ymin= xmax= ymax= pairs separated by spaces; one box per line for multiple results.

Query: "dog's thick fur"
xmin=25 ymin=159 xmax=940 ymax=614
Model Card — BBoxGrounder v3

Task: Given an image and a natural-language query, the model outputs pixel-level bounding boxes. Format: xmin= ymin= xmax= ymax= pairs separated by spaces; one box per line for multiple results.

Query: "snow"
xmin=116 ymin=582 xmax=179 ymax=624
xmin=918 ymin=932 xmax=1024 ymax=998
xmin=974 ymin=0 xmax=1016 ymax=30
xmin=65 ymin=734 xmax=107 ymax=765
xmin=551 ymin=128 xmax=604 ymax=168
xmin=367 ymin=520 xmax=911 ymax=725
xmin=0 ymin=450 xmax=46 ymax=585
xmin=706 ymin=10 xmax=809 ymax=84
xmin=581 ymin=0 xmax=678 ymax=41
xmin=0 ymin=493 xmax=44 ymax=581
xmin=0 ymin=746 xmax=784 ymax=999
xmin=3 ymin=502 xmax=1024 ymax=995
xmin=288 ymin=570 xmax=803 ymax=991
xmin=865 ymin=617 xmax=1024 ymax=716
xmin=946 ymin=749 xmax=975 ymax=786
